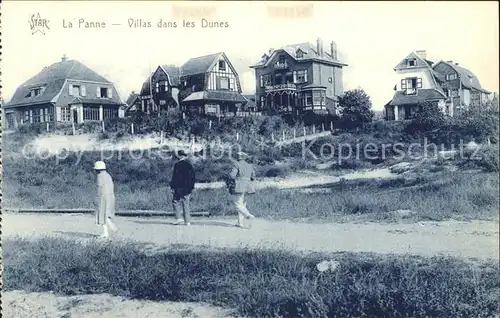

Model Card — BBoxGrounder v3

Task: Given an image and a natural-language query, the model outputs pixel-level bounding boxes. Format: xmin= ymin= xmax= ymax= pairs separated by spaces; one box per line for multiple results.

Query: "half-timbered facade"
xmin=385 ymin=51 xmax=491 ymax=120
xmin=179 ymin=52 xmax=247 ymax=117
xmin=139 ymin=65 xmax=181 ymax=114
xmin=250 ymin=38 xmax=347 ymax=116
xmin=3 ymin=55 xmax=125 ymax=129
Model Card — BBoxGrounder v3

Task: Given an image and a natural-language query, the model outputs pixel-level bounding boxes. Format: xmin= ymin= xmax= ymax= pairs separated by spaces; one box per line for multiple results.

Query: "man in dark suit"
xmin=170 ymin=150 xmax=196 ymax=226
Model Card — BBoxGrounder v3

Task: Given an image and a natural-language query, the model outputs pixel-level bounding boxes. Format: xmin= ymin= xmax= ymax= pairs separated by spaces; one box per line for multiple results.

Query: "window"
xmin=83 ymin=108 xmax=100 ymax=121
xmin=305 ymin=93 xmax=313 ymax=106
xmin=276 ymin=55 xmax=287 ymax=68
xmin=32 ymin=109 xmax=41 ymax=123
xmin=218 ymin=60 xmax=226 ymax=71
xmin=25 ymin=87 xmax=44 ymax=98
xmin=444 ymin=89 xmax=450 ymax=97
xmin=158 ymin=81 xmax=168 ymax=93
xmin=229 ymin=78 xmax=235 ymax=91
xmin=407 ymin=59 xmax=416 ymax=67
xmin=24 ymin=110 xmax=30 ymax=122
xmin=219 ymin=77 xmax=229 ymax=90
xmin=103 ymin=108 xmax=118 ymax=119
xmin=446 ymin=74 xmax=457 ymax=81
xmin=260 ymin=75 xmax=271 ymax=87
xmin=296 ymin=49 xmax=304 ymax=58
xmin=294 ymin=70 xmax=308 ymax=83
xmin=61 ymin=106 xmax=71 ymax=121
xmin=260 ymin=96 xmax=265 ymax=108
xmin=313 ymin=91 xmax=322 ymax=105
xmin=72 ymin=85 xmax=81 ymax=96
xmin=99 ymin=87 xmax=110 ymax=98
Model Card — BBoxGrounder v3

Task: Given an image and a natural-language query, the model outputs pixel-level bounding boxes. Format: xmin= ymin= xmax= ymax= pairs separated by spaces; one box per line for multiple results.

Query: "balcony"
xmin=265 ymin=83 xmax=297 ymax=92
xmin=274 ymin=61 xmax=289 ymax=69
xmin=405 ymin=88 xmax=417 ymax=95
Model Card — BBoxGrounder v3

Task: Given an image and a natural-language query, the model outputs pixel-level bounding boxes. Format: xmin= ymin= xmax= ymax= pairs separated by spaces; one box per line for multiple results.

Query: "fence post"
xmin=312 ymin=125 xmax=316 ymax=134
xmin=282 ymin=130 xmax=286 ymax=142
xmin=293 ymin=128 xmax=296 ymax=139
xmin=330 ymin=121 xmax=333 ymax=131
xmin=322 ymin=123 xmax=325 ymax=132
xmin=72 ymin=122 xmax=76 ymax=135
xmin=303 ymin=126 xmax=306 ymax=137
xmin=209 ymin=120 xmax=212 ymax=130
xmin=236 ymin=132 xmax=239 ymax=141
xmin=160 ymin=131 xmax=164 ymax=144
xmin=102 ymin=121 xmax=105 ymax=133
xmin=131 ymin=123 xmax=134 ymax=134
xmin=46 ymin=122 xmax=49 ymax=132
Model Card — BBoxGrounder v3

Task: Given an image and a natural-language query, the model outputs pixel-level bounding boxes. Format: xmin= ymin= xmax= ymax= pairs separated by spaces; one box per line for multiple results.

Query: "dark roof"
xmin=182 ymin=90 xmax=247 ymax=103
xmin=160 ymin=65 xmax=182 ymax=86
xmin=435 ymin=61 xmax=490 ymax=94
xmin=389 ymin=89 xmax=447 ymax=106
xmin=69 ymin=97 xmax=124 ymax=106
xmin=140 ymin=74 xmax=153 ymax=96
xmin=5 ymin=59 xmax=113 ymax=108
xmin=125 ymin=93 xmax=140 ymax=106
xmin=251 ymin=42 xmax=347 ymax=68
xmin=181 ymin=52 xmax=222 ymax=77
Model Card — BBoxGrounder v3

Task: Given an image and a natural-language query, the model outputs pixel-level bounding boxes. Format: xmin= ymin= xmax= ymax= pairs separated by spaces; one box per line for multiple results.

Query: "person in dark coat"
xmin=170 ymin=150 xmax=196 ymax=225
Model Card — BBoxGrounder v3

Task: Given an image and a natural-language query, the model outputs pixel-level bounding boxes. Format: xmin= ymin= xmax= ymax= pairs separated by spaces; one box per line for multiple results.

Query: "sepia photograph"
xmin=1 ymin=1 xmax=499 ymax=317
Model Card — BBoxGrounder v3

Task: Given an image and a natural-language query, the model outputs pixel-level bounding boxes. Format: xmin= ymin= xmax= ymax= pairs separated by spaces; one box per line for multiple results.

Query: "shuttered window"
xmin=81 ymin=85 xmax=86 ymax=96
xmin=260 ymin=75 xmax=264 ymax=88
xmin=97 ymin=87 xmax=101 ymax=98
xmin=417 ymin=78 xmax=422 ymax=88
xmin=69 ymin=84 xmax=74 ymax=96
xmin=401 ymin=79 xmax=407 ymax=90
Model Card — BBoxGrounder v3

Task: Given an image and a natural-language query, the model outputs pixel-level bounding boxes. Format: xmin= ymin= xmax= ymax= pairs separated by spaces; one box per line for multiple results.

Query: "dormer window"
xmin=296 ymin=48 xmax=305 ymax=58
xmin=218 ymin=60 xmax=226 ymax=71
xmin=445 ymin=74 xmax=458 ymax=81
xmin=25 ymin=87 xmax=44 ymax=98
xmin=407 ymin=59 xmax=416 ymax=67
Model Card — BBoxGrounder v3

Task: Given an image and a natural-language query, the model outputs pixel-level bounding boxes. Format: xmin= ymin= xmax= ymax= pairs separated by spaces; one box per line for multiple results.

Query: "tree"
xmin=337 ymin=88 xmax=374 ymax=130
xmin=404 ymin=101 xmax=445 ymax=138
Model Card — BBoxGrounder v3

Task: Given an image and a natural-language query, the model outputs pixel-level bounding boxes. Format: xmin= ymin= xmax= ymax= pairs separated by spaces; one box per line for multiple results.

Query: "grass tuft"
xmin=3 ymin=237 xmax=499 ymax=317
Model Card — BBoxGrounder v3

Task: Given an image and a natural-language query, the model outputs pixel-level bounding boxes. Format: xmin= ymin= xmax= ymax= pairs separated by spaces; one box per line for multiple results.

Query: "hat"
xmin=94 ymin=161 xmax=106 ymax=170
xmin=236 ymin=151 xmax=249 ymax=159
xmin=175 ymin=149 xmax=188 ymax=158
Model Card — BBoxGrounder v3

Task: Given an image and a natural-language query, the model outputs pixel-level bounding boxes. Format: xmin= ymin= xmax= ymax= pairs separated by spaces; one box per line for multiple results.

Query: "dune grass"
xmin=3 ymin=237 xmax=499 ymax=317
xmin=4 ymin=163 xmax=498 ymax=222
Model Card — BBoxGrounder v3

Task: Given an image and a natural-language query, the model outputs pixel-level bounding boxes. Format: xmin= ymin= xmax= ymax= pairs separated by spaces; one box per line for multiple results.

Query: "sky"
xmin=2 ymin=1 xmax=499 ymax=110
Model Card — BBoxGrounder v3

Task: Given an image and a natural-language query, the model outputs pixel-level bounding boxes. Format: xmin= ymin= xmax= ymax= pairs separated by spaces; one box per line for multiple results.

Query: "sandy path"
xmin=3 ymin=213 xmax=498 ymax=260
xmin=2 ymin=290 xmax=233 ymax=318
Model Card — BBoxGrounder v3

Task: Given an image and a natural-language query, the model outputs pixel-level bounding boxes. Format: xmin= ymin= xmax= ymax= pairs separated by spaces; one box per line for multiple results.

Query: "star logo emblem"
xmin=29 ymin=13 xmax=50 ymax=35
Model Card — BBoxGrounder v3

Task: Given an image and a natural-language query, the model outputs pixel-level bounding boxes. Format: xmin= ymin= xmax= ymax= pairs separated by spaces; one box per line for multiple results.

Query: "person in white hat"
xmin=94 ymin=161 xmax=118 ymax=238
xmin=228 ymin=151 xmax=256 ymax=228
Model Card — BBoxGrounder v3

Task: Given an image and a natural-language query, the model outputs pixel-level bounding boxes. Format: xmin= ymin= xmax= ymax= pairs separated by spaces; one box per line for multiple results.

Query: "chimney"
xmin=61 ymin=54 xmax=68 ymax=62
xmin=446 ymin=60 xmax=453 ymax=63
xmin=455 ymin=62 xmax=459 ymax=66
xmin=316 ymin=38 xmax=324 ymax=56
xmin=416 ymin=50 xmax=427 ymax=60
xmin=268 ymin=48 xmax=274 ymax=55
xmin=330 ymin=41 xmax=337 ymax=60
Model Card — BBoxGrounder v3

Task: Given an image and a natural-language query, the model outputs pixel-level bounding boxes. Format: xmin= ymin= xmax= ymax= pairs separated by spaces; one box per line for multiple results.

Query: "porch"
xmin=63 ymin=98 xmax=121 ymax=124
xmin=181 ymin=90 xmax=249 ymax=117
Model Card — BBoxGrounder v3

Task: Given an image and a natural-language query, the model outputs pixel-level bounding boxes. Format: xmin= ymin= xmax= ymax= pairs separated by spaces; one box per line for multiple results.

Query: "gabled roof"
xmin=159 ymin=65 xmax=182 ymax=86
xmin=181 ymin=52 xmax=224 ymax=77
xmin=393 ymin=52 xmax=433 ymax=70
xmin=250 ymin=42 xmax=347 ymax=68
xmin=5 ymin=59 xmax=113 ymax=108
xmin=126 ymin=93 xmax=140 ymax=106
xmin=433 ymin=61 xmax=491 ymax=94
xmin=389 ymin=89 xmax=447 ymax=106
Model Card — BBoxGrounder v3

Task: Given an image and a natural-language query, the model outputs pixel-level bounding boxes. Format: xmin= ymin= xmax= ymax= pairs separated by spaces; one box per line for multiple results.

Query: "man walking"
xmin=170 ymin=150 xmax=196 ymax=226
xmin=229 ymin=151 xmax=256 ymax=228
xmin=94 ymin=161 xmax=118 ymax=238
